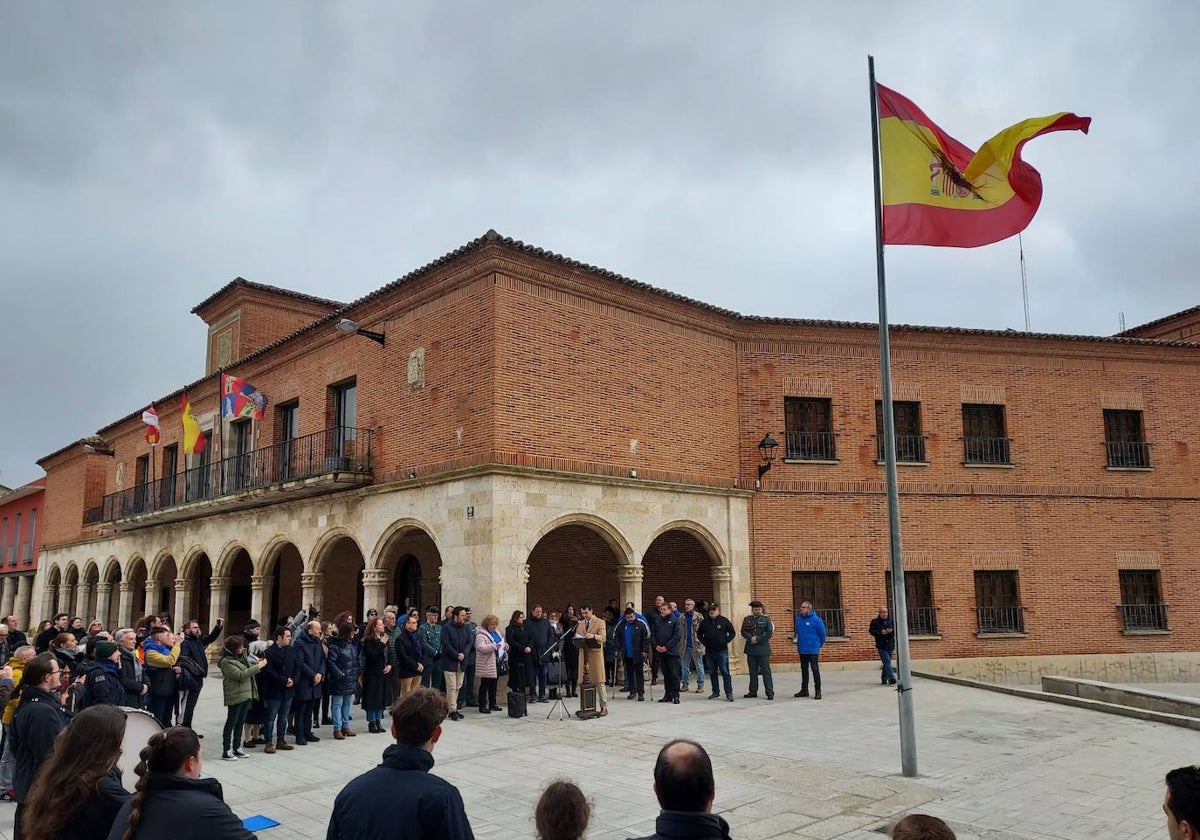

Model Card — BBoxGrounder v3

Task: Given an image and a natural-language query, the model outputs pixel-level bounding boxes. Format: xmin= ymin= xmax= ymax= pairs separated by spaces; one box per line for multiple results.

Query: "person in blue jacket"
xmin=792 ymin=600 xmax=826 ymax=700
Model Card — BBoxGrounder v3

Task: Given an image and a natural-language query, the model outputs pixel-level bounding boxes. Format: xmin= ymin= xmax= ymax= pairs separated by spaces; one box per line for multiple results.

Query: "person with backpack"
xmin=178 ymin=618 xmax=223 ymax=733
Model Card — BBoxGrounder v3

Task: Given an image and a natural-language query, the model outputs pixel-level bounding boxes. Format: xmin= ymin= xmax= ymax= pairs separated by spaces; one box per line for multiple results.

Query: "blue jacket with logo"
xmin=794 ymin=612 xmax=827 ymax=654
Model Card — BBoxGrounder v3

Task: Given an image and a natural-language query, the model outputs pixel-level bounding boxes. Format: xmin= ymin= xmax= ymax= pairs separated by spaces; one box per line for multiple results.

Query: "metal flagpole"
xmin=868 ymin=54 xmax=918 ymax=778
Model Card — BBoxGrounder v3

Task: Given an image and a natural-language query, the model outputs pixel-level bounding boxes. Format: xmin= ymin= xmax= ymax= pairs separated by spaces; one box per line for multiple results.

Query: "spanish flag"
xmin=181 ymin=394 xmax=207 ymax=455
xmin=877 ymin=84 xmax=1090 ymax=248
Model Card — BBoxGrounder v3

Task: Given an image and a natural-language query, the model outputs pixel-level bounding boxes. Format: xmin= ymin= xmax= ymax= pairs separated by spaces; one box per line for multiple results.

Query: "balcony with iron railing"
xmin=96 ymin=426 xmax=374 ymax=529
xmin=785 ymin=431 xmax=837 ymax=461
xmin=876 ymin=434 xmax=927 ymax=463
xmin=1117 ymin=602 xmax=1169 ymax=633
xmin=963 ymin=436 xmax=1012 ymax=465
xmin=1106 ymin=440 xmax=1151 ymax=469
xmin=975 ymin=605 xmax=1026 ymax=634
xmin=905 ymin=605 xmax=940 ymax=636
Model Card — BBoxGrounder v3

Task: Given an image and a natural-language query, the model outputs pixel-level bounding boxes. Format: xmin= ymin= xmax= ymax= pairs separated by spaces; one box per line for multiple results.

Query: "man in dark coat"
xmin=261 ymin=626 xmax=300 ymax=752
xmin=78 ymin=641 xmax=127 ymax=708
xmin=178 ymin=616 xmax=223 ymax=730
xmin=326 ymin=687 xmax=473 ymax=840
xmin=116 ymin=628 xmax=148 ymax=707
xmin=526 ymin=605 xmax=553 ymax=703
xmin=868 ymin=606 xmax=896 ymax=685
xmin=630 ymin=739 xmax=732 ymax=840
xmin=292 ymin=620 xmax=327 ymax=745
xmin=650 ymin=604 xmax=683 ymax=705
xmin=697 ymin=604 xmax=737 ymax=701
xmin=11 ymin=653 xmax=70 ymax=838
xmin=619 ymin=608 xmax=651 ymax=701
xmin=440 ymin=608 xmax=472 ymax=721
xmin=34 ymin=613 xmax=68 ymax=654
xmin=5 ymin=617 xmax=27 ymax=650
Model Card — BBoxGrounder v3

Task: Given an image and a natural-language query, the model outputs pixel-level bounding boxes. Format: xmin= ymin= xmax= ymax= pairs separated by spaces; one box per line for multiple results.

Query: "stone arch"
xmin=102 ymin=556 xmax=122 ymax=630
xmin=526 ymin=515 xmax=631 ymax=617
xmin=45 ymin=564 xmax=62 ymax=587
xmin=125 ymin=555 xmax=148 ymax=621
xmin=64 ymin=563 xmax=80 ymax=587
xmin=102 ymin=556 xmax=122 ymax=584
xmin=223 ymin=548 xmax=254 ymax=634
xmin=42 ymin=564 xmax=63 ymax=621
xmin=260 ymin=540 xmax=303 ymax=629
xmin=151 ymin=554 xmax=179 ymax=624
xmin=147 ymin=548 xmax=177 ymax=585
xmin=374 ymin=520 xmax=443 ymax=614
xmin=311 ymin=530 xmax=364 ymax=620
xmin=645 ymin=520 xmax=727 ymax=567
xmin=642 ymin=525 xmax=722 ymax=615
xmin=179 ymin=544 xmax=213 ymax=580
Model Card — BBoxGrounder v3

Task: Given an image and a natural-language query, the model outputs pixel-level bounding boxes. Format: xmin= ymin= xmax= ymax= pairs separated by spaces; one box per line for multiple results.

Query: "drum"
xmin=118 ymin=707 xmax=165 ymax=792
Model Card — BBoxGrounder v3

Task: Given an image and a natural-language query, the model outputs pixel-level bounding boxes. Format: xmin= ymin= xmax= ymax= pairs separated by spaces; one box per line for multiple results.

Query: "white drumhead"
xmin=118 ymin=707 xmax=165 ymax=792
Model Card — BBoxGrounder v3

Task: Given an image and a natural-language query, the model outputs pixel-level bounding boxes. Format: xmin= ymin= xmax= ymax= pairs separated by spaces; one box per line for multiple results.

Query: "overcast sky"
xmin=2 ymin=2 xmax=1197 ymax=487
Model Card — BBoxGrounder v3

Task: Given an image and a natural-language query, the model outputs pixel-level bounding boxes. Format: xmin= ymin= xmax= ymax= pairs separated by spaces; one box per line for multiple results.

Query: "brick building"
xmin=0 ymin=478 xmax=45 ymax=626
xmin=32 ymin=231 xmax=1200 ymax=668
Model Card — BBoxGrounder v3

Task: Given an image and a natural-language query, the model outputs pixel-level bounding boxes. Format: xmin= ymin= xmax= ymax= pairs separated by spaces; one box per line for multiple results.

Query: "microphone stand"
xmin=542 ymin=625 xmax=573 ymax=721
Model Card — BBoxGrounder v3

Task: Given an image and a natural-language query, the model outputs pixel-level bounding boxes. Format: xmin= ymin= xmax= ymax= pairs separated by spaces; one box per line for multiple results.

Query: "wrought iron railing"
xmin=906 ymin=606 xmax=939 ymax=636
xmin=976 ymin=605 xmax=1026 ymax=634
xmin=877 ymin=434 xmax=927 ymax=463
xmin=1106 ymin=441 xmax=1151 ymax=469
xmin=785 ymin=431 xmax=837 ymax=461
xmin=815 ymin=607 xmax=847 ymax=638
xmin=964 ymin=436 xmax=1012 ymax=465
xmin=83 ymin=506 xmax=104 ymax=525
xmin=97 ymin=426 xmax=373 ymax=524
xmin=1117 ymin=602 xmax=1168 ymax=631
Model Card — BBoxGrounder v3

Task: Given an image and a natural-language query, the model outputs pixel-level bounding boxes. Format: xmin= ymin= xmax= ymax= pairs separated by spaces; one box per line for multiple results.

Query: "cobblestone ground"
xmin=0 ymin=669 xmax=1190 ymax=839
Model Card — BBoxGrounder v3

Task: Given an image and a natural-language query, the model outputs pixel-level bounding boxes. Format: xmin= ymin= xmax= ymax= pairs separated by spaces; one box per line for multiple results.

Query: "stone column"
xmin=95 ymin=583 xmax=113 ymax=630
xmin=173 ymin=578 xmax=192 ymax=630
xmin=711 ymin=566 xmax=744 ymax=674
xmin=75 ymin=583 xmax=93 ymax=622
xmin=361 ymin=569 xmax=389 ymax=616
xmin=17 ymin=574 xmax=34 ymax=628
xmin=41 ymin=582 xmax=57 ymax=625
xmin=58 ymin=583 xmax=74 ymax=616
xmin=618 ymin=565 xmax=644 ymax=613
xmin=144 ymin=582 xmax=159 ymax=617
xmin=208 ymin=578 xmax=231 ymax=650
xmin=300 ymin=573 xmax=325 ymax=612
xmin=250 ymin=575 xmax=274 ymax=627
xmin=1 ymin=576 xmax=16 ymax=618
xmin=117 ymin=582 xmax=134 ymax=629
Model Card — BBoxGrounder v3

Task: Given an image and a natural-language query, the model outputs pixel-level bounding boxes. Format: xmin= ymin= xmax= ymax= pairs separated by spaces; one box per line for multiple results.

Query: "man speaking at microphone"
xmin=574 ymin=605 xmax=608 ymax=717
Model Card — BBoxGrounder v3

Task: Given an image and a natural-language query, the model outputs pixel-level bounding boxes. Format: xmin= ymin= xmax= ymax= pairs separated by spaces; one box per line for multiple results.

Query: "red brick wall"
xmin=527 ymin=525 xmax=621 ymax=614
xmin=642 ymin=531 xmax=715 ymax=613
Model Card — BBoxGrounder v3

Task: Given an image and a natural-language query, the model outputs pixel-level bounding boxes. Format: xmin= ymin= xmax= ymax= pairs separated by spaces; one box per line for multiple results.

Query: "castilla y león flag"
xmin=876 ymin=84 xmax=1090 ymax=248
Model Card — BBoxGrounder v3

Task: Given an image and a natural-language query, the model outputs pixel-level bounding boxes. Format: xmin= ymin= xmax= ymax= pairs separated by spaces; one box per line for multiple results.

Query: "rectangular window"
xmin=973 ymin=570 xmax=1024 ymax=633
xmin=11 ymin=514 xmax=20 ymax=567
xmin=134 ymin=454 xmax=151 ymax=514
xmin=791 ymin=570 xmax=845 ymax=637
xmin=160 ymin=444 xmax=178 ymax=508
xmin=875 ymin=401 xmax=926 ymax=462
xmin=0 ymin=516 xmax=7 ymax=563
xmin=885 ymin=570 xmax=938 ymax=635
xmin=230 ymin=420 xmax=253 ymax=491
xmin=278 ymin=401 xmax=300 ymax=480
xmin=330 ymin=380 xmax=358 ymax=463
xmin=186 ymin=431 xmax=214 ymax=502
xmin=1118 ymin=569 xmax=1167 ymax=631
xmin=962 ymin=404 xmax=1011 ymax=464
xmin=24 ymin=509 xmax=36 ymax=563
xmin=784 ymin=397 xmax=836 ymax=460
xmin=1104 ymin=409 xmax=1150 ymax=468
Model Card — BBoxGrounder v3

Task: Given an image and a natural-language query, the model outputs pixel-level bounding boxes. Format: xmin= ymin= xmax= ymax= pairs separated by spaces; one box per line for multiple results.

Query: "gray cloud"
xmin=2 ymin=1 xmax=1197 ymax=486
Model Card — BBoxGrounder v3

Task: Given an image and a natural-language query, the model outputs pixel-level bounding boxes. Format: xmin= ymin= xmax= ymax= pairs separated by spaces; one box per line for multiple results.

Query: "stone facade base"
xmin=912 ymin=651 xmax=1200 ymax=686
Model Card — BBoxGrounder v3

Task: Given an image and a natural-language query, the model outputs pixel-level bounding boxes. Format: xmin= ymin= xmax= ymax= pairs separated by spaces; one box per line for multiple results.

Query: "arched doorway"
xmin=377 ymin=527 xmax=443 ymax=614
xmin=265 ymin=543 xmax=304 ymax=630
xmin=63 ymin=564 xmax=79 ymax=616
xmin=103 ymin=560 xmax=122 ymax=630
xmin=81 ymin=562 xmax=100 ymax=622
xmin=315 ymin=535 xmax=364 ymax=620
xmin=152 ymin=555 xmax=178 ymax=624
xmin=187 ymin=553 xmax=213 ymax=627
xmin=126 ymin=557 xmax=148 ymax=622
xmin=42 ymin=565 xmax=62 ymax=622
xmin=225 ymin=549 xmax=253 ymax=635
xmin=527 ymin=523 xmax=623 ymax=615
xmin=642 ymin=529 xmax=718 ymax=614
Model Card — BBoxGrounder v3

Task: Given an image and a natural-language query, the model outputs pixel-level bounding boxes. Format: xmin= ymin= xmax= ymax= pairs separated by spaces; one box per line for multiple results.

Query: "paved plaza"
xmin=0 ymin=668 xmax=1191 ymax=839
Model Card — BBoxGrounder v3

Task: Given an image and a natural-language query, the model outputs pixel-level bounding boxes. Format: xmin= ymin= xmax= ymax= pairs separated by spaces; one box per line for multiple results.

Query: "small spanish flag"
xmin=181 ymin=394 xmax=207 ymax=455
xmin=877 ymin=84 xmax=1090 ymax=247
xmin=142 ymin=407 xmax=160 ymax=446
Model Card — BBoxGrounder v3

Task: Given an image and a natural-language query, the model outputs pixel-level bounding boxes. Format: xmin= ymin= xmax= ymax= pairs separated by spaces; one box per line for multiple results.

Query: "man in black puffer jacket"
xmin=178 ymin=617 xmax=223 ymax=731
xmin=327 ymin=687 xmax=473 ymax=840
xmin=12 ymin=653 xmax=70 ymax=838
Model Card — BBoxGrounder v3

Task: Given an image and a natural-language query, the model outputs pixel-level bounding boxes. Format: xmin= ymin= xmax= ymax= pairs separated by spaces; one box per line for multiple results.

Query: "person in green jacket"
xmin=740 ymin=600 xmax=775 ymax=700
xmin=218 ymin=636 xmax=267 ymax=761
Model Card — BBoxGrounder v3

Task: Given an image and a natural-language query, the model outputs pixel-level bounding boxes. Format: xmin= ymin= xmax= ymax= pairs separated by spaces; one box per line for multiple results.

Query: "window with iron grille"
xmin=1118 ymin=569 xmax=1167 ymax=631
xmin=875 ymin=401 xmax=926 ymax=462
xmin=784 ymin=397 xmax=836 ymax=460
xmin=1104 ymin=409 xmax=1150 ymax=468
xmin=885 ymin=570 xmax=938 ymax=635
xmin=791 ymin=570 xmax=845 ymax=637
xmin=973 ymin=570 xmax=1024 ymax=633
xmin=962 ymin=403 xmax=1011 ymax=464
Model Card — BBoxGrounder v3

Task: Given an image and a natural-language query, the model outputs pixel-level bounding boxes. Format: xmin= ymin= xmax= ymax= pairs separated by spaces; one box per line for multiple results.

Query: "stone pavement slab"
xmin=0 ymin=669 xmax=1192 ymax=839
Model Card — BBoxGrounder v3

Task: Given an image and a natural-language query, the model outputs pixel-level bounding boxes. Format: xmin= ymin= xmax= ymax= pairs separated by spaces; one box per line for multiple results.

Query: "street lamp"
xmin=335 ymin=318 xmax=386 ymax=347
xmin=756 ymin=433 xmax=779 ymax=485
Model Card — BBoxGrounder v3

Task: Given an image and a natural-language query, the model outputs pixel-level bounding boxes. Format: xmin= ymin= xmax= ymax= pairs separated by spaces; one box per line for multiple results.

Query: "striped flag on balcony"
xmin=142 ymin=406 xmax=160 ymax=446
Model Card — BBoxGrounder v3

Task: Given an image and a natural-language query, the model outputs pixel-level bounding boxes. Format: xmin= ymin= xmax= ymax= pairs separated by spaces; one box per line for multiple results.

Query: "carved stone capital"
xmin=209 ymin=577 xmax=232 ymax=589
xmin=118 ymin=582 xmax=133 ymax=594
xmin=300 ymin=573 xmax=325 ymax=587
xmin=250 ymin=575 xmax=276 ymax=590
xmin=617 ymin=566 xmax=645 ymax=583
xmin=361 ymin=569 xmax=390 ymax=586
xmin=95 ymin=582 xmax=112 ymax=594
xmin=710 ymin=567 xmax=733 ymax=583
xmin=173 ymin=578 xmax=189 ymax=591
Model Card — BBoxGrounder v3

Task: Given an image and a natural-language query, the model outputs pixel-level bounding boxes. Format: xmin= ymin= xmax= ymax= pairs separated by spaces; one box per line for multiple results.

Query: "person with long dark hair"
xmin=505 ymin=610 xmax=533 ymax=700
xmin=560 ymin=605 xmax=579 ymax=697
xmin=106 ymin=726 xmax=254 ymax=840
xmin=360 ymin=617 xmax=391 ymax=734
xmin=326 ymin=622 xmax=360 ymax=740
xmin=11 ymin=652 xmax=70 ymax=839
xmin=21 ymin=705 xmax=129 ymax=840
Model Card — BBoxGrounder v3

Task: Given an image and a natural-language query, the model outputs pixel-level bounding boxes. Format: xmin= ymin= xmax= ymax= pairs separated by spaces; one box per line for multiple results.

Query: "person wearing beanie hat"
xmin=74 ymin=640 xmax=126 ymax=708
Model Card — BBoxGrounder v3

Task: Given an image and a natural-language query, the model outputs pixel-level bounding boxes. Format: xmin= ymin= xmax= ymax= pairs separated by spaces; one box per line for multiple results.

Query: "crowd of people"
xmin=0 ymin=598 xmax=1190 ymax=839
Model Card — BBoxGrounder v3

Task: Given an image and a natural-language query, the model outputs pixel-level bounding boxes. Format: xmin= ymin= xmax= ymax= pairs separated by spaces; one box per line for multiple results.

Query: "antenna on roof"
xmin=1019 ymin=233 xmax=1031 ymax=332
xmin=1119 ymin=311 xmax=1126 ymax=332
